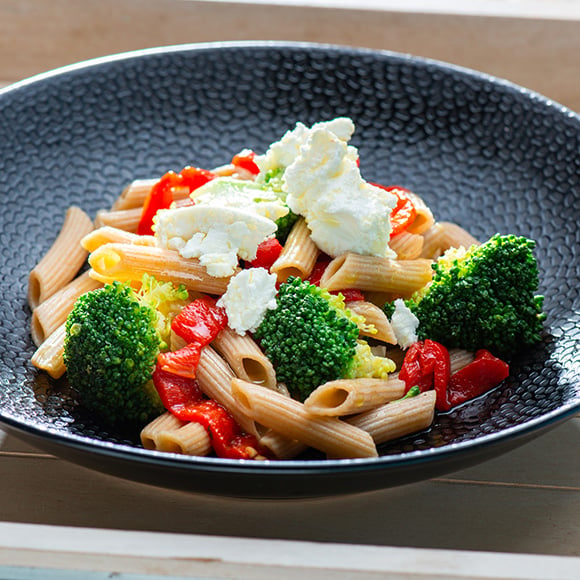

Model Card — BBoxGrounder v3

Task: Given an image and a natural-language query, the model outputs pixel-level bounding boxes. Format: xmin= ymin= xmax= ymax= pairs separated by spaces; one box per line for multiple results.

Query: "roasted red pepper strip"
xmin=153 ymin=366 xmax=203 ymax=410
xmin=137 ymin=166 xmax=215 ymax=235
xmin=152 ymin=368 xmax=264 ymax=459
xmin=399 ymin=340 xmax=451 ymax=411
xmin=448 ymin=350 xmax=509 ymax=408
xmin=307 ymin=257 xmax=365 ymax=302
xmin=156 ymin=342 xmax=202 ymax=379
xmin=171 ymin=296 xmax=228 ymax=345
xmin=249 ymin=237 xmax=284 ymax=270
xmin=372 ymin=184 xmax=417 ymax=238
xmin=231 ymin=149 xmax=260 ymax=175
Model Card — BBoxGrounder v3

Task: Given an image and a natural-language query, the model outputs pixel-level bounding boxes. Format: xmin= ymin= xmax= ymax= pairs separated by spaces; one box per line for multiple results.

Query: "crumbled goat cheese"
xmin=282 ymin=128 xmax=397 ymax=258
xmin=217 ymin=268 xmax=278 ymax=335
xmin=254 ymin=117 xmax=358 ymax=177
xmin=154 ymin=205 xmax=276 ymax=278
xmin=391 ymin=299 xmax=419 ymax=349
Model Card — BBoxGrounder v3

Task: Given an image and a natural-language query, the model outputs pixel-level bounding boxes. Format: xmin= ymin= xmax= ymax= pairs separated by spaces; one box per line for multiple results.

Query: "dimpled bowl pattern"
xmin=0 ymin=43 xmax=578 ymax=498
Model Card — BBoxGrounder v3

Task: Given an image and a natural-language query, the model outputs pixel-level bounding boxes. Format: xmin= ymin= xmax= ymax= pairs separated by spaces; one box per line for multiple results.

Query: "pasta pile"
xmin=29 ymin=127 xmax=483 ymax=461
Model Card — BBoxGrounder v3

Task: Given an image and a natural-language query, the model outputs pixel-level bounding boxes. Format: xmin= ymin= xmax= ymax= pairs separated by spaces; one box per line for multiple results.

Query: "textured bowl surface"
xmin=0 ymin=42 xmax=578 ymax=498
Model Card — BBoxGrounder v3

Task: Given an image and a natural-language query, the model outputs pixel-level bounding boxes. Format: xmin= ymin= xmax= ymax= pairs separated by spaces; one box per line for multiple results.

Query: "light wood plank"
xmin=0 ymin=522 xmax=578 ymax=580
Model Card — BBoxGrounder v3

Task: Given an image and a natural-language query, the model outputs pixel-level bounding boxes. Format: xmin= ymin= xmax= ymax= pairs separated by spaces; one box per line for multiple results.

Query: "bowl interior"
xmin=0 ymin=43 xmax=578 ymax=497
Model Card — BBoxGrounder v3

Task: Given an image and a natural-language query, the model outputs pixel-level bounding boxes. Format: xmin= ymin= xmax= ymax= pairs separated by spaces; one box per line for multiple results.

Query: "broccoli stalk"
xmin=254 ymin=277 xmax=394 ymax=401
xmin=63 ymin=275 xmax=188 ymax=427
xmin=407 ymin=234 xmax=546 ymax=358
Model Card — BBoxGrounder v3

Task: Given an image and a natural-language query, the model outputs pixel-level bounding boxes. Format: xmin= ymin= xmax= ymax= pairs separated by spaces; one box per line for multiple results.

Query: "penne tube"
xmin=346 ymin=300 xmax=396 ymax=344
xmin=420 ymin=221 xmax=480 ymax=259
xmin=28 ymin=206 xmax=94 ymax=310
xmin=389 ymin=231 xmax=424 ymax=260
xmin=258 ymin=430 xmax=307 ymax=460
xmin=111 ymin=179 xmax=158 ymax=211
xmin=320 ymin=253 xmax=433 ymax=296
xmin=31 ymin=271 xmax=103 ymax=346
xmin=405 ymin=192 xmax=435 ymax=235
xmin=348 ymin=391 xmax=436 ymax=445
xmin=231 ymin=378 xmax=378 ymax=458
xmin=304 ymin=377 xmax=406 ymax=416
xmin=81 ymin=226 xmax=156 ymax=252
xmin=271 ymin=217 xmax=319 ymax=282
xmin=94 ymin=207 xmax=142 ymax=232
xmin=30 ymin=323 xmax=66 ymax=379
xmin=212 ymin=328 xmax=277 ymax=390
xmin=88 ymin=243 xmax=234 ymax=294
xmin=140 ymin=412 xmax=212 ymax=456
xmin=196 ymin=346 xmax=261 ymax=437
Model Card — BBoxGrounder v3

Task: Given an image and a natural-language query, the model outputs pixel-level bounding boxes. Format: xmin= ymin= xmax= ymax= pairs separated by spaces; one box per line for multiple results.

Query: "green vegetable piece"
xmin=254 ymin=277 xmax=360 ymax=401
xmin=408 ymin=234 xmax=546 ymax=358
xmin=63 ymin=277 xmax=187 ymax=427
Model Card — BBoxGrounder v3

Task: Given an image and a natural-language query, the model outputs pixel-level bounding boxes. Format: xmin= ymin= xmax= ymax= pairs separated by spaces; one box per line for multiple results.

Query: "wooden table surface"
xmin=0 ymin=1 xmax=579 ymax=578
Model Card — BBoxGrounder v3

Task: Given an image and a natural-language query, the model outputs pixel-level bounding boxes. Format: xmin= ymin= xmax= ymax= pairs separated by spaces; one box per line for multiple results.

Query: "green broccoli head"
xmin=274 ymin=209 xmax=299 ymax=245
xmin=254 ymin=277 xmax=360 ymax=401
xmin=408 ymin=234 xmax=546 ymax=358
xmin=64 ymin=277 xmax=187 ymax=427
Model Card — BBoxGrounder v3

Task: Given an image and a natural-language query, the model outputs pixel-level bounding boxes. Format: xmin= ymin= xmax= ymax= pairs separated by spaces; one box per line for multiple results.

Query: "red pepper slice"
xmin=152 ymin=368 xmax=265 ymax=459
xmin=156 ymin=342 xmax=202 ymax=379
xmin=153 ymin=366 xmax=203 ymax=410
xmin=249 ymin=237 xmax=284 ymax=270
xmin=231 ymin=149 xmax=260 ymax=175
xmin=399 ymin=340 xmax=451 ymax=411
xmin=447 ymin=350 xmax=509 ymax=408
xmin=171 ymin=296 xmax=228 ymax=345
xmin=137 ymin=166 xmax=215 ymax=235
xmin=372 ymin=184 xmax=417 ymax=238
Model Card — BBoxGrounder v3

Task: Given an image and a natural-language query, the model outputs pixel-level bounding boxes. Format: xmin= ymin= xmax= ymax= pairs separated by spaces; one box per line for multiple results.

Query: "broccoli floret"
xmin=408 ymin=234 xmax=546 ymax=358
xmin=63 ymin=276 xmax=188 ymax=427
xmin=254 ymin=277 xmax=360 ymax=401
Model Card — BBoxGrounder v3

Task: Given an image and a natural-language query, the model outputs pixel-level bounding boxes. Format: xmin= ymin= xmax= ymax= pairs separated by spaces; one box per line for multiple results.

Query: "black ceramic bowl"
xmin=0 ymin=42 xmax=578 ymax=499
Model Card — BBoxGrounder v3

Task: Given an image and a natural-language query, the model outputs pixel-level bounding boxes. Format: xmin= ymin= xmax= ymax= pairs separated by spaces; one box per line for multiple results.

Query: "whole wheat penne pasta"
xmin=231 ymin=378 xmax=378 ymax=458
xmin=81 ymin=226 xmax=156 ymax=252
xmin=28 ymin=206 xmax=94 ymax=310
xmin=88 ymin=243 xmax=234 ymax=294
xmin=405 ymin=192 xmax=435 ymax=235
xmin=389 ymin=231 xmax=424 ymax=260
xmin=111 ymin=179 xmax=158 ymax=211
xmin=212 ymin=328 xmax=277 ymax=390
xmin=320 ymin=253 xmax=433 ymax=296
xmin=420 ymin=221 xmax=480 ymax=259
xmin=304 ymin=377 xmax=406 ymax=416
xmin=31 ymin=271 xmax=103 ymax=346
xmin=31 ymin=323 xmax=66 ymax=379
xmin=94 ymin=207 xmax=142 ymax=232
xmin=346 ymin=300 xmax=396 ymax=344
xmin=258 ymin=430 xmax=307 ymax=460
xmin=196 ymin=346 xmax=261 ymax=437
xmin=140 ymin=412 xmax=212 ymax=456
xmin=348 ymin=390 xmax=436 ymax=445
xmin=270 ymin=217 xmax=319 ymax=282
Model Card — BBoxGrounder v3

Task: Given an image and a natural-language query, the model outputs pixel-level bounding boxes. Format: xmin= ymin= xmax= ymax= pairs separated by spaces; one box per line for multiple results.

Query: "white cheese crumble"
xmin=391 ymin=299 xmax=420 ymax=350
xmin=154 ymin=205 xmax=277 ymax=278
xmin=282 ymin=127 xmax=398 ymax=258
xmin=254 ymin=117 xmax=358 ymax=177
xmin=217 ymin=268 xmax=278 ymax=335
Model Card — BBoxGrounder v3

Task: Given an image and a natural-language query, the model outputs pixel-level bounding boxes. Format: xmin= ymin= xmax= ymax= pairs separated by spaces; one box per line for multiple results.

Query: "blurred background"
xmin=1 ymin=0 xmax=579 ymax=111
